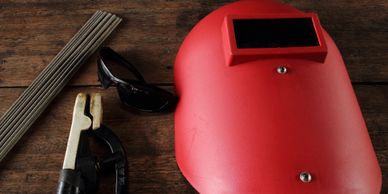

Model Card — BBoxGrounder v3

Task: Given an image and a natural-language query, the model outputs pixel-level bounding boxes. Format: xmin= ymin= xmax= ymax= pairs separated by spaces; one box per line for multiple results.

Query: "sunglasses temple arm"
xmin=101 ymin=47 xmax=147 ymax=83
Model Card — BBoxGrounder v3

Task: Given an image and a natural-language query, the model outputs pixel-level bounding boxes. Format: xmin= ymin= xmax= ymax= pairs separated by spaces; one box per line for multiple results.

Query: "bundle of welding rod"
xmin=0 ymin=11 xmax=121 ymax=162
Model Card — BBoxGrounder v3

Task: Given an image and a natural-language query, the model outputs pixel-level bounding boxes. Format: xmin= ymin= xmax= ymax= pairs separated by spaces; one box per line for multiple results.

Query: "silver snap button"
xmin=299 ymin=172 xmax=312 ymax=183
xmin=277 ymin=66 xmax=288 ymax=74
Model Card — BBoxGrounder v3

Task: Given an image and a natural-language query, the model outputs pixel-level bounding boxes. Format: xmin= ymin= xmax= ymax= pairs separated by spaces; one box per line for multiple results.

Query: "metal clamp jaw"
xmin=57 ymin=93 xmax=128 ymax=194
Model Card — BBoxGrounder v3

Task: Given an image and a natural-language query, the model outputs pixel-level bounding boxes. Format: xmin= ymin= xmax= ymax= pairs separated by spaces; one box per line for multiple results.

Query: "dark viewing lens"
xmin=233 ymin=18 xmax=319 ymax=48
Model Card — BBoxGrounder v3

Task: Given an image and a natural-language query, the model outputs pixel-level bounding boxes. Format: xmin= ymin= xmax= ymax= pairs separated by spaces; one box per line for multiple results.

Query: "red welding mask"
xmin=174 ymin=0 xmax=382 ymax=193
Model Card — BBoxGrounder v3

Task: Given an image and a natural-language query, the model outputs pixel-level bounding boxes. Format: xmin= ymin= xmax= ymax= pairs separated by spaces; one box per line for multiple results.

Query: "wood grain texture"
xmin=0 ymin=87 xmax=196 ymax=194
xmin=0 ymin=86 xmax=386 ymax=193
xmin=0 ymin=0 xmax=387 ymax=193
xmin=0 ymin=0 xmax=387 ymax=87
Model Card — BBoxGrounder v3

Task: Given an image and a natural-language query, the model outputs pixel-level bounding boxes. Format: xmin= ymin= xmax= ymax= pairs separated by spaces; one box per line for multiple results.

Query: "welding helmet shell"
xmin=174 ymin=0 xmax=381 ymax=193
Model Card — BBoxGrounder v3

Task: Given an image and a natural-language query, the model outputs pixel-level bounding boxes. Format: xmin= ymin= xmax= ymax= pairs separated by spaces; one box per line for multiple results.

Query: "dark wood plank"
xmin=0 ymin=0 xmax=233 ymax=87
xmin=0 ymin=85 xmax=386 ymax=193
xmin=286 ymin=0 xmax=388 ymax=83
xmin=0 ymin=0 xmax=387 ymax=193
xmin=0 ymin=87 xmax=196 ymax=194
xmin=0 ymin=0 xmax=387 ymax=87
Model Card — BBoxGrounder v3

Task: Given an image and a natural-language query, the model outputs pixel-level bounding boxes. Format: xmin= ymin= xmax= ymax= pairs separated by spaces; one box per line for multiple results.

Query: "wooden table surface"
xmin=0 ymin=0 xmax=387 ymax=193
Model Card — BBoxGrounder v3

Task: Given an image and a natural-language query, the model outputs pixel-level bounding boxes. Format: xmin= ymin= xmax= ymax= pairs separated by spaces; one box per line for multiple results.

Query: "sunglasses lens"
xmin=97 ymin=47 xmax=178 ymax=113
xmin=117 ymin=82 xmax=177 ymax=112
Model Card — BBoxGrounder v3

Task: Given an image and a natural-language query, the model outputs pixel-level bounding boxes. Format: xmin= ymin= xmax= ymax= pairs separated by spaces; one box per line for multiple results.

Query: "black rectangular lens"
xmin=233 ymin=18 xmax=319 ymax=48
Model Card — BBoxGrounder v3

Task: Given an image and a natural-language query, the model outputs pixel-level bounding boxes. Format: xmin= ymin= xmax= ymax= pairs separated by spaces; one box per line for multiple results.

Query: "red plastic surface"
xmin=174 ymin=0 xmax=382 ymax=193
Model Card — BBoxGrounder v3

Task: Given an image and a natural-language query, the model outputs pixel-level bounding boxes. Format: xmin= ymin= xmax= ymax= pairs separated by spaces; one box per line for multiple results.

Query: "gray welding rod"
xmin=0 ymin=11 xmax=122 ymax=162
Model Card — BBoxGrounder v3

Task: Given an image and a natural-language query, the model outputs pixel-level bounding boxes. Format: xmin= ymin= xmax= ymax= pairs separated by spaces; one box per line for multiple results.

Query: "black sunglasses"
xmin=97 ymin=47 xmax=178 ymax=113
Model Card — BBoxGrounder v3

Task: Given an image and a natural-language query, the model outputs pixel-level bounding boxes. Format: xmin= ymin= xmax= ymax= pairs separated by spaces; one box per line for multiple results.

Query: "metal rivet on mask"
xmin=277 ymin=66 xmax=288 ymax=74
xmin=299 ymin=172 xmax=312 ymax=183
